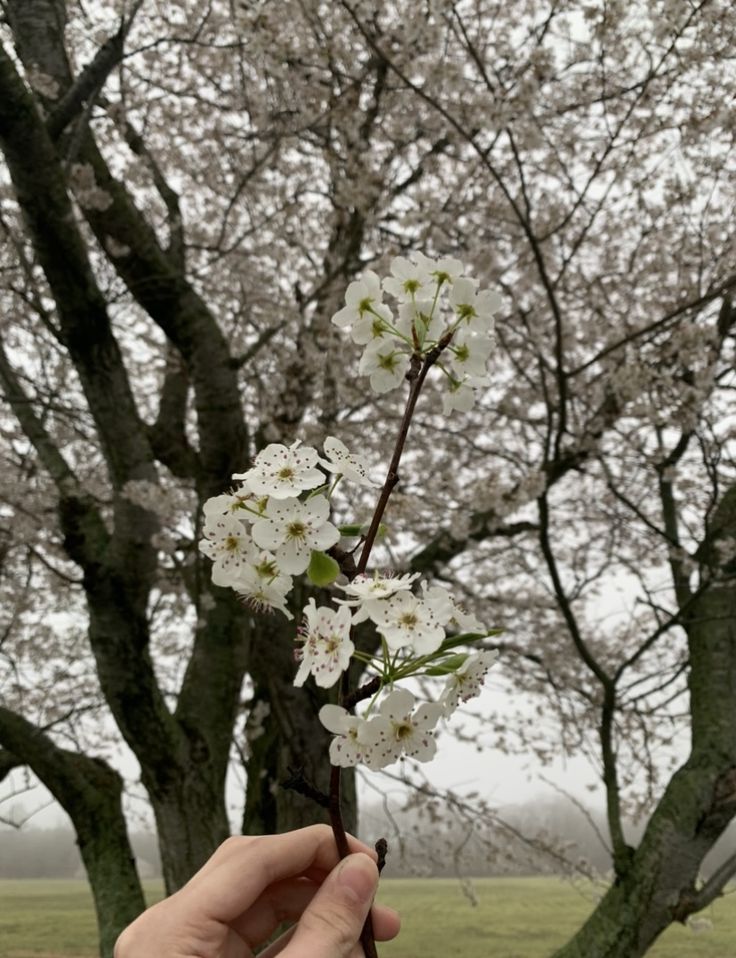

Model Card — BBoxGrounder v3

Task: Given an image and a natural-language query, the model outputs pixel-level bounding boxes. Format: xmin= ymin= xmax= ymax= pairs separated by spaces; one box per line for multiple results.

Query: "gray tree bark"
xmin=554 ymin=483 xmax=736 ymax=957
xmin=0 ymin=708 xmax=145 ymax=958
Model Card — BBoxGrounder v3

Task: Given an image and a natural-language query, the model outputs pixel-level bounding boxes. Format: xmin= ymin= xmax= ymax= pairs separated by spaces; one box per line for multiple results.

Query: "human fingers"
xmin=257 ymin=905 xmax=401 ymax=957
xmin=281 ymin=853 xmax=382 ymax=958
xmin=182 ymin=825 xmax=375 ymax=924
xmin=230 ymin=876 xmax=400 ymax=949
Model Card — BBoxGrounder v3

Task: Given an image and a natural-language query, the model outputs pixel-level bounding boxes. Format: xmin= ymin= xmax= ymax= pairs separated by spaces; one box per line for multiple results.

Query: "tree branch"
xmin=680 ymin=850 xmax=736 ymax=916
xmin=0 ymin=747 xmax=22 ymax=782
xmin=46 ymin=0 xmax=145 ymax=139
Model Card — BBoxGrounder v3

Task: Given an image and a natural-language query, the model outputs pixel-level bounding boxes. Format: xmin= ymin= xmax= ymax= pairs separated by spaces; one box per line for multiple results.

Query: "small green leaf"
xmin=336 ymin=522 xmax=389 ymax=539
xmin=338 ymin=523 xmax=364 ymax=537
xmin=425 ymin=653 xmax=469 ymax=676
xmin=307 ymin=550 xmax=340 ymax=586
xmin=437 ymin=629 xmax=503 ymax=654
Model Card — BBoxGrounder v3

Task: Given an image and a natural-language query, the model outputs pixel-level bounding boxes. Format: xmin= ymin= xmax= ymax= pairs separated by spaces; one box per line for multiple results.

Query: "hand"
xmin=114 ymin=824 xmax=401 ymax=957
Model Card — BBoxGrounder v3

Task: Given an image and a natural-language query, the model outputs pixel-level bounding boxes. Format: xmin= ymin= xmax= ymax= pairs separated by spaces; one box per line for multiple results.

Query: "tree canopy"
xmin=1 ymin=1 xmax=736 ymax=956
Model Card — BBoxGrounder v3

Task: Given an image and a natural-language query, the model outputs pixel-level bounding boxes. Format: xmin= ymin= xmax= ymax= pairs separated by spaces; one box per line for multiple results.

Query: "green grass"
xmin=0 ymin=877 xmax=735 ymax=957
xmin=377 ymin=877 xmax=736 ymax=957
xmin=0 ymin=880 xmax=164 ymax=958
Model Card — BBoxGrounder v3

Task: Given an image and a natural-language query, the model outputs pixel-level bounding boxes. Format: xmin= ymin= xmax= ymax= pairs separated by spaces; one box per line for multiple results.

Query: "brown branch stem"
xmin=327 ymin=335 xmax=451 ymax=956
xmin=329 ymin=763 xmax=378 ymax=958
xmin=357 ymin=339 xmax=450 ymax=574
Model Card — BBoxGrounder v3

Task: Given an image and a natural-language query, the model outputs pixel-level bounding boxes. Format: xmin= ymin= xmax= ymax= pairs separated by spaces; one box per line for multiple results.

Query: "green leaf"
xmin=306 ymin=550 xmax=340 ymax=586
xmin=437 ymin=628 xmax=503 ymax=654
xmin=425 ymin=653 xmax=469 ymax=676
xmin=338 ymin=523 xmax=364 ymax=537
xmin=337 ymin=522 xmax=389 ymax=538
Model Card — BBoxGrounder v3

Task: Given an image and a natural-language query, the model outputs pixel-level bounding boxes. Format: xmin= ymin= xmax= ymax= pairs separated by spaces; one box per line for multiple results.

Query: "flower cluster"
xmin=293 ymin=572 xmax=498 ymax=768
xmin=199 ymin=437 xmax=375 ymax=617
xmin=319 ymin=653 xmax=498 ymax=770
xmin=331 ymin=252 xmax=502 ymax=413
xmin=337 ymin=574 xmax=484 ymax=654
xmin=199 ymin=253 xmax=502 ymax=773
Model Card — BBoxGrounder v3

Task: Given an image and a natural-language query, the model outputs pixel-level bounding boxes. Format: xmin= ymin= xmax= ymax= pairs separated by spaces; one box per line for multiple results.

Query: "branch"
xmin=410 ymin=517 xmax=537 ymax=577
xmin=0 ymin=337 xmax=79 ymax=497
xmin=411 ymin=385 xmax=620 ymax=576
xmin=230 ymin=321 xmax=287 ymax=370
xmin=571 ymin=273 xmax=736 ymax=378
xmin=147 ymin=344 xmax=199 ymax=478
xmin=113 ymin=105 xmax=186 ymax=270
xmin=46 ymin=0 xmax=145 ymax=139
xmin=679 ymin=851 xmax=736 ymax=916
xmin=0 ymin=335 xmax=109 ymax=567
xmin=3 ymin=9 xmax=247 ymax=492
xmin=0 ymin=41 xmax=156 ymax=493
xmin=0 ymin=705 xmax=117 ymax=817
xmin=0 ymin=748 xmax=22 ymax=782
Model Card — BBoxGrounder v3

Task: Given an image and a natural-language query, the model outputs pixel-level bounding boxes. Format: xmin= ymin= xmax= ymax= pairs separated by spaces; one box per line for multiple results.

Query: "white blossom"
xmin=449 ymin=329 xmax=494 ymax=378
xmin=442 ymin=375 xmax=489 ymax=415
xmin=336 ymin=572 xmax=421 ymax=623
xmin=370 ymin=591 xmax=445 ymax=653
xmin=235 ymin=441 xmax=325 ymax=500
xmin=375 ymin=688 xmax=444 ymax=764
xmin=414 ymin=252 xmax=466 ymax=286
xmin=358 ymin=339 xmax=411 ymax=393
xmin=450 ymin=278 xmax=502 ymax=334
xmin=319 ymin=704 xmax=391 ymax=768
xmin=294 ymin=599 xmax=354 ymax=688
xmin=347 ymin=302 xmax=395 ymax=346
xmin=203 ymin=490 xmax=268 ymax=522
xmin=233 ymin=551 xmax=294 ymax=619
xmin=440 ymin=650 xmax=499 ymax=716
xmin=251 ymin=494 xmax=339 ymax=574
xmin=199 ymin=514 xmax=254 ymax=587
xmin=421 ymin=583 xmax=486 ymax=632
xmin=337 ymin=571 xmax=420 ymax=603
xmin=331 ymin=270 xmax=388 ymax=339
xmin=319 ymin=436 xmax=378 ymax=488
xmin=382 ymin=255 xmax=432 ymax=301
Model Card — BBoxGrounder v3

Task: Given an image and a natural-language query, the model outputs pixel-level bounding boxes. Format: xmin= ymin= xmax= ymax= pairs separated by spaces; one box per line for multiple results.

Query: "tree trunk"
xmin=0 ymin=709 xmax=145 ymax=958
xmin=243 ymin=603 xmax=358 ymax=837
xmin=72 ymin=763 xmax=147 ymax=958
xmin=145 ymin=776 xmax=231 ymax=895
xmin=553 ymin=577 xmax=736 ymax=957
xmin=242 ymin=685 xmax=357 ymax=837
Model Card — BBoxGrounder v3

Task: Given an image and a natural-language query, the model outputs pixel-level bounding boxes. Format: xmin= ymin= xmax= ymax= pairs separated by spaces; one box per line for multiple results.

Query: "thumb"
xmin=284 ymin=852 xmax=378 ymax=957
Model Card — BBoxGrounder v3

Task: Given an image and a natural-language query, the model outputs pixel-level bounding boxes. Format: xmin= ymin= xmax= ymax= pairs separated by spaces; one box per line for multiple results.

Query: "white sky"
xmin=1 ymin=681 xmax=609 ymax=834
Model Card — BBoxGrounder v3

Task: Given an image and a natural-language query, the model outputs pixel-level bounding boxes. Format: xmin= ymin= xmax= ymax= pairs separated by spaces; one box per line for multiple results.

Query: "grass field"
xmin=0 ymin=877 xmax=735 ymax=957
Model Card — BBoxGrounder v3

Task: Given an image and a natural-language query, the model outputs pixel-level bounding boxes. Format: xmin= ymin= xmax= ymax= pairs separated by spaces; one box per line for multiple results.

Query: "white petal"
xmin=329 ymin=736 xmax=360 ymax=767
xmin=276 ymin=539 xmax=311 ymax=574
xmin=413 ymin=702 xmax=444 ymax=730
xmin=319 ymin=704 xmax=349 ymax=734
xmin=304 ymin=494 xmax=330 ymax=523
xmin=405 ymin=733 xmax=437 ymax=762
xmin=380 ymin=687 xmax=415 ymax=720
xmin=251 ymin=518 xmax=283 ymax=550
xmin=310 ymin=521 xmax=340 ymax=551
xmin=293 ymin=657 xmax=312 ymax=688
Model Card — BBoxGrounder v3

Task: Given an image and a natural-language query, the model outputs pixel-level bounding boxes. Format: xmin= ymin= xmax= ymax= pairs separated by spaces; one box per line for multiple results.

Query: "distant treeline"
xmin=0 ymin=828 xmax=161 ymax=880
xmin=2 ymin=797 xmax=736 ymax=881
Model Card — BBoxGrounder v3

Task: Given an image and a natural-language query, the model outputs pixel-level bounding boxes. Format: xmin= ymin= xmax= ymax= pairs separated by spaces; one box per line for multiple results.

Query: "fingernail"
xmin=337 ymin=853 xmax=378 ymax=905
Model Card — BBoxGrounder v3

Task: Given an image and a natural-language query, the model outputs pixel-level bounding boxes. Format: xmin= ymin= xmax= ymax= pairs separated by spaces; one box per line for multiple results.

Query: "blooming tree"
xmin=0 ymin=2 xmax=736 ymax=958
